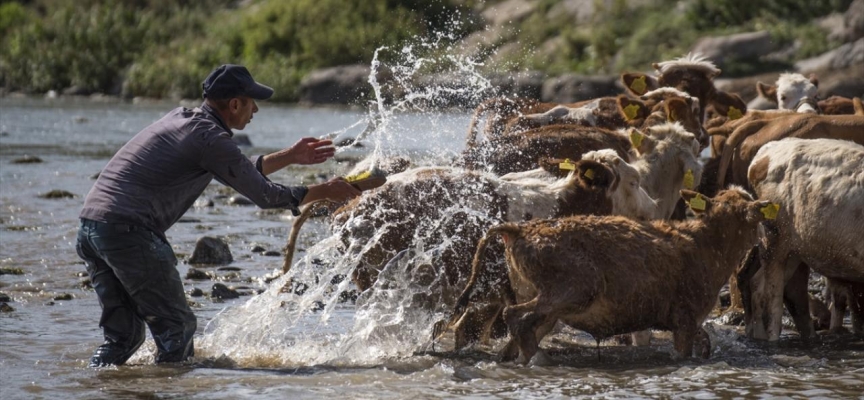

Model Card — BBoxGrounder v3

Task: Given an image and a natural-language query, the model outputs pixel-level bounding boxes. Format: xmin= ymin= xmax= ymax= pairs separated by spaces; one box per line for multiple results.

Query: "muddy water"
xmin=1 ymin=97 xmax=863 ymax=400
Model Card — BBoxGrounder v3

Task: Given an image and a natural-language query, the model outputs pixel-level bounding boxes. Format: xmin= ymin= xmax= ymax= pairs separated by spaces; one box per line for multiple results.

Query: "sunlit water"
xmin=3 ymin=46 xmax=864 ymax=399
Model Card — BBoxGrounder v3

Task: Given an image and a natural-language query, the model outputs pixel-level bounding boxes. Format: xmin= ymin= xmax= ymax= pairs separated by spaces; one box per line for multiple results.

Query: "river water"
xmin=1 ymin=95 xmax=863 ymax=400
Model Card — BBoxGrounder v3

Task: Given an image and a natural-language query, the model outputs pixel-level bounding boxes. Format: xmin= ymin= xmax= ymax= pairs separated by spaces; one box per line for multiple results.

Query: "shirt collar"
xmin=199 ymin=101 xmax=234 ymax=137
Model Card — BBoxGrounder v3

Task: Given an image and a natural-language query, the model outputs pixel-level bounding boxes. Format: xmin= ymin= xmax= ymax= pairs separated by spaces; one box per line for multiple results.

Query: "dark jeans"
xmin=76 ymin=218 xmax=196 ymax=363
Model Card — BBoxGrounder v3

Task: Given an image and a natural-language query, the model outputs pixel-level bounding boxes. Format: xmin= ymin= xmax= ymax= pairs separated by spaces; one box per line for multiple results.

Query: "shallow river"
xmin=1 ymin=97 xmax=863 ymax=400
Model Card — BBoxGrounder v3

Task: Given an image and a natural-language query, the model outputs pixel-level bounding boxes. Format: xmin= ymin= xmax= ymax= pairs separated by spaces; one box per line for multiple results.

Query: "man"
xmin=76 ymin=64 xmax=360 ymax=367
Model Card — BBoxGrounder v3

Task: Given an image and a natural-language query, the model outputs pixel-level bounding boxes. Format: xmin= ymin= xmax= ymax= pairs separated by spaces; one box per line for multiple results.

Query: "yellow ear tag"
xmin=630 ymin=130 xmax=644 ymax=149
xmin=559 ymin=159 xmax=576 ymax=171
xmin=689 ymin=194 xmax=706 ymax=211
xmin=760 ymin=203 xmax=780 ymax=220
xmin=346 ymin=170 xmax=372 ymax=182
xmin=683 ymin=169 xmax=694 ymax=189
xmin=623 ymin=104 xmax=641 ymax=121
xmin=727 ymin=106 xmax=743 ymax=120
xmin=584 ymin=168 xmax=595 ymax=180
xmin=630 ymin=76 xmax=647 ymax=95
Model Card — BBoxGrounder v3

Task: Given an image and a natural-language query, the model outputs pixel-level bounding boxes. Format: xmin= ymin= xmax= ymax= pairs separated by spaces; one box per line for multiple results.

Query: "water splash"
xmin=199 ymin=27 xmax=508 ymax=367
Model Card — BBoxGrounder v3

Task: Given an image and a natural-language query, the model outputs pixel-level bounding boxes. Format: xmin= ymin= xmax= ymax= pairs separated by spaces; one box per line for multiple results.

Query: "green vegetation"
xmin=0 ymin=0 xmax=852 ymax=101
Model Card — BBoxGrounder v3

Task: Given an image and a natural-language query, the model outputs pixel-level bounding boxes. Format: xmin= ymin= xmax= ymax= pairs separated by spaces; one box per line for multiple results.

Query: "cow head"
xmin=757 ymin=73 xmax=819 ymax=111
xmin=680 ymin=187 xmax=776 ymax=224
xmin=581 ymin=149 xmax=657 ymax=220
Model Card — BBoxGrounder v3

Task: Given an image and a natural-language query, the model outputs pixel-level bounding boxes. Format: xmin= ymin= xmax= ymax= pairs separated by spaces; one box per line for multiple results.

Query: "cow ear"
xmin=617 ymin=95 xmax=648 ymax=122
xmin=664 ymin=98 xmax=690 ymax=123
xmin=680 ymin=189 xmax=711 ymax=213
xmin=712 ymin=90 xmax=747 ymax=120
xmin=756 ymin=82 xmax=778 ymax=104
xmin=539 ymin=157 xmax=569 ymax=178
xmin=621 ymin=73 xmax=658 ymax=96
xmin=628 ymin=128 xmax=656 ymax=155
xmin=576 ymin=160 xmax=613 ymax=188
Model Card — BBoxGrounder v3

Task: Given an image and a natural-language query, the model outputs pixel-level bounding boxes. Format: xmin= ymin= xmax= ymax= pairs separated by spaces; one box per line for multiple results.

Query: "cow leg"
xmin=672 ymin=327 xmax=696 ymax=359
xmin=693 ymin=326 xmax=711 ymax=359
xmin=850 ymin=283 xmax=864 ymax=334
xmin=828 ymin=280 xmax=850 ymax=334
xmin=503 ymin=298 xmax=547 ymax=364
xmin=748 ymin=255 xmax=789 ymax=341
xmin=782 ymin=262 xmax=814 ymax=341
xmin=454 ymin=303 xmax=502 ymax=349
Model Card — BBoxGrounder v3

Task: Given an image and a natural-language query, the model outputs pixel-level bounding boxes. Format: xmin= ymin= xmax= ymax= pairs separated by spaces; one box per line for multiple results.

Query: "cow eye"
xmin=780 ymin=95 xmax=786 ymax=101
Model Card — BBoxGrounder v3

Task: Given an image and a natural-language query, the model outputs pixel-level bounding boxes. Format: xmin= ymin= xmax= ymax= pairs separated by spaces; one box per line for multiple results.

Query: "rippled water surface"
xmin=2 ymin=96 xmax=864 ymax=400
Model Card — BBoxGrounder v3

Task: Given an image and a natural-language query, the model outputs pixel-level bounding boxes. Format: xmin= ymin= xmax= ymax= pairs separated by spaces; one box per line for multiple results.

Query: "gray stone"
xmin=189 ymin=287 xmax=204 ymax=297
xmin=488 ymin=70 xmax=545 ymax=99
xmin=481 ymin=0 xmax=537 ymax=26
xmin=299 ymin=64 xmax=372 ymax=105
xmin=12 ymin=155 xmax=42 ymax=164
xmin=0 ymin=293 xmax=11 ymax=302
xmin=541 ymin=74 xmax=619 ymax=103
xmin=0 ymin=303 xmax=13 ymax=312
xmin=795 ymin=38 xmax=864 ymax=73
xmin=188 ymin=236 xmax=233 ymax=265
xmin=212 ymin=283 xmax=240 ymax=299
xmin=691 ymin=31 xmax=776 ymax=69
xmin=185 ymin=268 xmax=212 ymax=280
xmin=39 ymin=190 xmax=76 ymax=199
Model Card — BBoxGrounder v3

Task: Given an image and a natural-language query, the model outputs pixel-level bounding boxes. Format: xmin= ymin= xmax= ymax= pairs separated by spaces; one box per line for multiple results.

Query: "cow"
xmin=444 ymin=188 xmax=776 ymax=364
xmin=742 ymin=138 xmax=864 ymax=341
xmin=756 ymin=73 xmax=857 ymax=115
xmin=282 ymin=159 xmax=656 ymax=348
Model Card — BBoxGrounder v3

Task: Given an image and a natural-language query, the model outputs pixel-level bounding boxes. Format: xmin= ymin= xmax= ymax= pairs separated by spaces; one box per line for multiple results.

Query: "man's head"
xmin=202 ymin=65 xmax=273 ymax=130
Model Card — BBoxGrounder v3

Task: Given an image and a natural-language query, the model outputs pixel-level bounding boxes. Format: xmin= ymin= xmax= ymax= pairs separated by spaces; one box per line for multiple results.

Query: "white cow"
xmin=744 ymin=138 xmax=864 ymax=341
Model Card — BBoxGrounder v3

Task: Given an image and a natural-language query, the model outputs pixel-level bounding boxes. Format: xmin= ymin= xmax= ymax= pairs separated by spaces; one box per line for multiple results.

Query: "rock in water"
xmin=212 ymin=283 xmax=240 ymax=299
xmin=188 ymin=236 xmax=233 ymax=265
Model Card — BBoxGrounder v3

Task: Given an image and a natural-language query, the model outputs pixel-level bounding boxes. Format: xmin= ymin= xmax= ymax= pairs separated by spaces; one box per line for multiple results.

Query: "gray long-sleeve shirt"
xmin=80 ymin=103 xmax=307 ymax=237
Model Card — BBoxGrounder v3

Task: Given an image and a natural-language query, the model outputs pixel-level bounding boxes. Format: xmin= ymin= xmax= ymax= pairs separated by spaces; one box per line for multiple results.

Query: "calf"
xmin=743 ymin=138 xmax=864 ymax=341
xmin=448 ymin=188 xmax=775 ymax=364
xmin=756 ymin=73 xmax=857 ymax=115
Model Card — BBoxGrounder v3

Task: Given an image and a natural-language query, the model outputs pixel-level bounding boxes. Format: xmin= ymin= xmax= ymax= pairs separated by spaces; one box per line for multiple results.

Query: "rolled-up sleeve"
xmin=201 ymin=135 xmax=307 ymax=215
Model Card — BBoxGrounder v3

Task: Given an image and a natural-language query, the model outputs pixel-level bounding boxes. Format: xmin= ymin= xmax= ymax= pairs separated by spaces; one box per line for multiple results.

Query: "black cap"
xmin=202 ymin=64 xmax=274 ymax=100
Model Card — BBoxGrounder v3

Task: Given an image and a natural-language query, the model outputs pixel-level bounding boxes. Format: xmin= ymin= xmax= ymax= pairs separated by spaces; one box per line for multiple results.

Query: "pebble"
xmin=185 ymin=268 xmax=211 ymax=280
xmin=212 ymin=283 xmax=240 ymax=299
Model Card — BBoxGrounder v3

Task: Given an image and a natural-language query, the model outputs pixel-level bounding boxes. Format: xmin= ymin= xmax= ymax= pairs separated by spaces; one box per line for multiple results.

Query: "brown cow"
xmin=445 ymin=188 xmax=775 ymax=364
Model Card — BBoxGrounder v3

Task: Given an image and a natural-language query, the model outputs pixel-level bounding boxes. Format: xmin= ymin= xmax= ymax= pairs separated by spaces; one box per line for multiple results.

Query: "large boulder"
xmin=188 ymin=236 xmax=233 ymax=265
xmin=488 ymin=70 xmax=545 ymax=99
xmin=691 ymin=31 xmax=776 ymax=69
xmin=541 ymin=74 xmax=619 ymax=103
xmin=796 ymin=38 xmax=864 ymax=73
xmin=480 ymin=0 xmax=537 ymax=26
xmin=298 ymin=65 xmax=373 ymax=105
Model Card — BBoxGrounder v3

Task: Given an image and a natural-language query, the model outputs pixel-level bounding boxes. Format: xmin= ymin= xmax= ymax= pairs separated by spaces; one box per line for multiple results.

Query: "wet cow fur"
xmin=741 ymin=138 xmax=864 ymax=341
xmin=448 ymin=188 xmax=773 ymax=364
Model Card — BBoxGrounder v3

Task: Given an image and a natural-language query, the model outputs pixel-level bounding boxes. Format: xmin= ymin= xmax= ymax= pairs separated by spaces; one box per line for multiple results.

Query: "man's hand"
xmin=301 ymin=178 xmax=361 ymax=205
xmin=286 ymin=137 xmax=336 ymax=165
xmin=261 ymin=137 xmax=336 ymax=175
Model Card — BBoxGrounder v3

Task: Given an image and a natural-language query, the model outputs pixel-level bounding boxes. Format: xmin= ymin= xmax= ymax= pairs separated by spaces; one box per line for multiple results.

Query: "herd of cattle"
xmin=282 ymin=53 xmax=864 ymax=364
